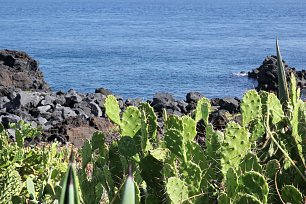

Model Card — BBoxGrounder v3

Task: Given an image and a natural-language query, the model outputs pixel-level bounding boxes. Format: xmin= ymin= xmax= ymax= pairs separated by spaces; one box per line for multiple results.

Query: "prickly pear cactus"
xmin=182 ymin=116 xmax=197 ymax=142
xmin=221 ymin=122 xmax=251 ymax=175
xmin=139 ymin=102 xmax=157 ymax=140
xmin=206 ymin=124 xmax=223 ymax=180
xmin=91 ymin=131 xmax=105 ymax=151
xmin=249 ymin=118 xmax=265 ymax=143
xmin=105 ymin=95 xmax=121 ymax=125
xmin=218 ymin=193 xmax=230 ymax=204
xmin=0 ymin=167 xmax=22 ymax=203
xmin=266 ymin=93 xmax=285 ymax=125
xmin=81 ymin=139 xmax=92 ymax=169
xmin=225 ymin=167 xmax=238 ymax=199
xmin=166 ymin=177 xmax=189 ymax=204
xmin=179 ymin=161 xmax=202 ymax=194
xmin=121 ymin=106 xmax=142 ymax=137
xmin=165 ymin=115 xmax=184 ymax=132
xmin=281 ymin=185 xmax=303 ymax=204
xmin=195 ymin=97 xmax=211 ymax=124
xmin=118 ymin=136 xmax=138 ymax=157
xmin=139 ymin=154 xmax=165 ymax=203
xmin=238 ymin=171 xmax=269 ymax=204
xmin=241 ymin=90 xmax=262 ymax=127
xmin=164 ymin=129 xmax=185 ymax=161
xmin=239 ymin=153 xmax=262 ymax=174
xmin=185 ymin=141 xmax=205 ymax=169
xmin=236 ymin=193 xmax=262 ymax=204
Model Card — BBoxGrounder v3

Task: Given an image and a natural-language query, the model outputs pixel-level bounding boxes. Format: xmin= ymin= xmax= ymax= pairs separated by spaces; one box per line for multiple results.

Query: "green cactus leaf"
xmin=241 ymin=90 xmax=262 ymax=127
xmin=166 ymin=177 xmax=188 ymax=204
xmin=102 ymin=165 xmax=115 ymax=199
xmin=91 ymin=131 xmax=105 ymax=151
xmin=0 ymin=167 xmax=22 ymax=203
xmin=121 ymin=106 xmax=142 ymax=137
xmin=267 ymin=93 xmax=285 ymax=125
xmin=206 ymin=124 xmax=223 ymax=162
xmin=249 ymin=118 xmax=265 ymax=142
xmin=150 ymin=148 xmax=169 ymax=162
xmin=289 ymin=73 xmax=298 ymax=107
xmin=218 ymin=192 xmax=230 ymax=204
xmin=165 ymin=115 xmax=184 ymax=132
xmin=0 ymin=123 xmax=4 ymax=133
xmin=264 ymin=159 xmax=280 ymax=178
xmin=105 ymin=95 xmax=121 ymax=125
xmin=221 ymin=122 xmax=251 ymax=175
xmin=179 ymin=161 xmax=202 ymax=193
xmin=239 ymin=153 xmax=262 ymax=174
xmin=139 ymin=102 xmax=157 ymax=140
xmin=281 ymin=185 xmax=303 ymax=204
xmin=140 ymin=154 xmax=164 ymax=195
xmin=118 ymin=136 xmax=138 ymax=157
xmin=185 ymin=141 xmax=205 ymax=169
xmin=139 ymin=110 xmax=149 ymax=152
xmin=82 ymin=140 xmax=92 ymax=169
xmin=225 ymin=167 xmax=238 ymax=199
xmin=195 ymin=97 xmax=211 ymax=124
xmin=182 ymin=116 xmax=197 ymax=142
xmin=236 ymin=193 xmax=263 ymax=204
xmin=238 ymin=171 xmax=269 ymax=204
xmin=164 ymin=128 xmax=185 ymax=160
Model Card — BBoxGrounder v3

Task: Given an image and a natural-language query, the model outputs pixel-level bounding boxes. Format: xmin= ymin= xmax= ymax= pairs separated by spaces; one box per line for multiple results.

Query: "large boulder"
xmin=0 ymin=50 xmax=50 ymax=91
xmin=248 ymin=55 xmax=306 ymax=93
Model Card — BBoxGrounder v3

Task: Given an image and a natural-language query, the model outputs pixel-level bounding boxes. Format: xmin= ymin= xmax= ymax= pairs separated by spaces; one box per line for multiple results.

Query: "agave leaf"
xmin=59 ymin=161 xmax=80 ymax=204
xmin=122 ymin=175 xmax=135 ymax=204
xmin=276 ymin=39 xmax=290 ymax=109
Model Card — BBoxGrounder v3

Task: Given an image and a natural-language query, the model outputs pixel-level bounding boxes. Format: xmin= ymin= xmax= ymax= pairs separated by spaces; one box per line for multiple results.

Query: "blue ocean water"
xmin=1 ymin=0 xmax=306 ymax=99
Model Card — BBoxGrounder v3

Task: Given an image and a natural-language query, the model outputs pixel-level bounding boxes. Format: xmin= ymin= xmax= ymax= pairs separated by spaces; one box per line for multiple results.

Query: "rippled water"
xmin=1 ymin=0 xmax=306 ymax=99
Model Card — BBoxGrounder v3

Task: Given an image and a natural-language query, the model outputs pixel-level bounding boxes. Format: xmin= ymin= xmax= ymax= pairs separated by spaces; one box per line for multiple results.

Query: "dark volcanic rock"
xmin=218 ymin=98 xmax=240 ymax=114
xmin=0 ymin=50 xmax=50 ymax=91
xmin=186 ymin=92 xmax=203 ymax=103
xmin=248 ymin=55 xmax=306 ymax=93
xmin=151 ymin=92 xmax=179 ymax=112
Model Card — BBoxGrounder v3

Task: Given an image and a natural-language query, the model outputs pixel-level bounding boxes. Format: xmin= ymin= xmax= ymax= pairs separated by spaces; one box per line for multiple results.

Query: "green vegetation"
xmin=1 ymin=41 xmax=306 ymax=203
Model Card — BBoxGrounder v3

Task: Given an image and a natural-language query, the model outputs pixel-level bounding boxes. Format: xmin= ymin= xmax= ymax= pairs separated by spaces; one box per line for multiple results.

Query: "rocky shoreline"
xmin=0 ymin=50 xmax=305 ymax=147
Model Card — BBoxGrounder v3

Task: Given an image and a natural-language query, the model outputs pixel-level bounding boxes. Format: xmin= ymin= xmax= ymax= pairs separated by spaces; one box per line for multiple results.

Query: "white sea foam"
xmin=232 ymin=72 xmax=248 ymax=77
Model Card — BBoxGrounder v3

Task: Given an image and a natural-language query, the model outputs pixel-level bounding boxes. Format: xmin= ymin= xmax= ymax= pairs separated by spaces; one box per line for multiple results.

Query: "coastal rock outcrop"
xmin=248 ymin=55 xmax=306 ymax=93
xmin=0 ymin=50 xmax=50 ymax=92
xmin=0 ymin=50 xmax=247 ymax=147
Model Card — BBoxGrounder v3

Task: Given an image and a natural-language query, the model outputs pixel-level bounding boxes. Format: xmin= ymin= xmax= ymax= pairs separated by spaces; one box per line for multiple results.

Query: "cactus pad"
xmin=105 ymin=95 xmax=121 ymax=125
xmin=182 ymin=116 xmax=197 ymax=142
xmin=225 ymin=167 xmax=238 ymax=198
xmin=239 ymin=153 xmax=262 ymax=174
xmin=165 ymin=115 xmax=184 ymax=132
xmin=221 ymin=122 xmax=251 ymax=175
xmin=118 ymin=136 xmax=138 ymax=157
xmin=195 ymin=97 xmax=211 ymax=124
xmin=264 ymin=159 xmax=280 ymax=178
xmin=121 ymin=106 xmax=142 ymax=137
xmin=267 ymin=93 xmax=284 ymax=125
xmin=236 ymin=193 xmax=262 ymax=204
xmin=241 ymin=90 xmax=262 ymax=127
xmin=139 ymin=102 xmax=157 ymax=140
xmin=238 ymin=171 xmax=269 ymax=204
xmin=166 ymin=177 xmax=188 ymax=204
xmin=281 ymin=185 xmax=303 ymax=204
xmin=164 ymin=128 xmax=185 ymax=160
xmin=179 ymin=161 xmax=202 ymax=193
xmin=91 ymin=131 xmax=105 ymax=151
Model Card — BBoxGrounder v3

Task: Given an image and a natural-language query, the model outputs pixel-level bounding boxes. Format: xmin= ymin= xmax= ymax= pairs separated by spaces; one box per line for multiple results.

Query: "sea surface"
xmin=1 ymin=0 xmax=306 ymax=99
